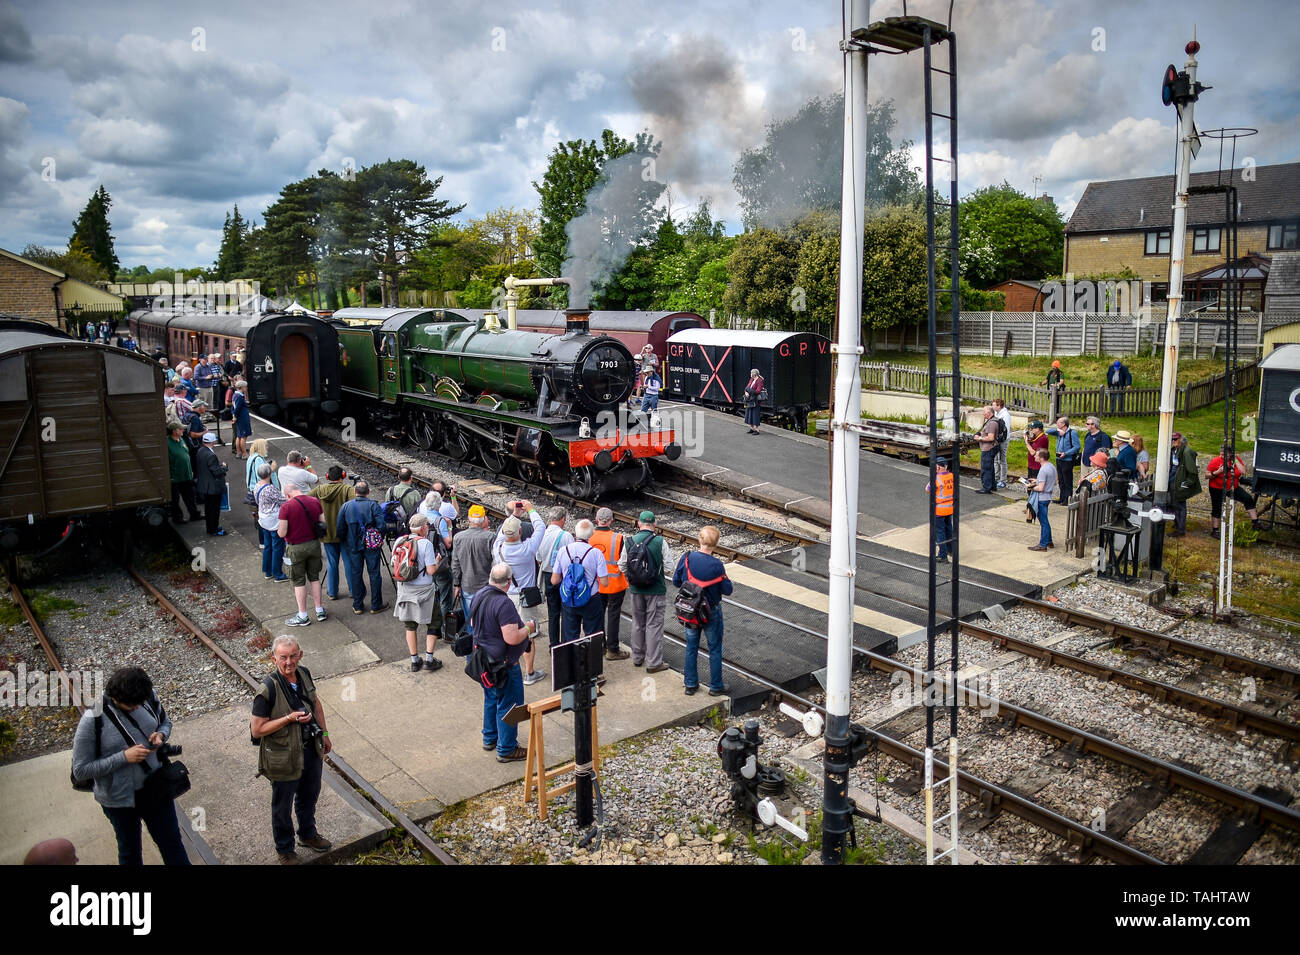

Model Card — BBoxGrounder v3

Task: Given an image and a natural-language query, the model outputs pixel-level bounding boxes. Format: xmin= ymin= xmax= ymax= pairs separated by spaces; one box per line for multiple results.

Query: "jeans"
xmin=1037 ymin=501 xmax=1053 ymax=547
xmin=1108 ymin=388 xmax=1126 ymax=413
xmin=683 ymin=605 xmax=724 ymax=691
xmin=544 ymin=577 xmax=563 ymax=644
xmin=270 ymin=741 xmax=323 ymax=853
xmin=980 ymin=449 xmax=996 ymax=492
xmin=260 ymin=527 xmax=286 ymax=578
xmin=343 ymin=547 xmax=384 ymax=611
xmin=601 ymin=589 xmax=626 ymax=652
xmin=434 ymin=566 xmax=455 ymax=616
xmin=101 ymin=799 xmax=191 ymax=866
xmin=561 ymin=597 xmax=604 ymax=644
xmin=322 ymin=541 xmax=342 ymax=598
xmin=934 ymin=513 xmax=952 ymax=559
xmin=482 ymin=663 xmax=525 ymax=756
xmin=995 ymin=439 xmax=1009 ymax=484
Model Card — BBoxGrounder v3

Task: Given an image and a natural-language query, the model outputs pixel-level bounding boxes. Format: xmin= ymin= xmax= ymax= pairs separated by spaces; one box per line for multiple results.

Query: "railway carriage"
xmin=1252 ymin=343 xmax=1300 ymax=526
xmin=0 ymin=319 xmax=169 ymax=554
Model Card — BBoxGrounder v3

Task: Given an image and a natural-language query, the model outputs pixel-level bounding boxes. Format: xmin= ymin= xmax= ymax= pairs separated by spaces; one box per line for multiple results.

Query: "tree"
xmin=70 ymin=185 xmax=119 ymax=280
xmin=733 ymin=96 xmax=922 ymax=229
xmin=723 ymin=228 xmax=800 ymax=328
xmin=957 ymin=183 xmax=1064 ymax=287
xmin=861 ymin=205 xmax=929 ymax=331
xmin=212 ymin=204 xmax=251 ymax=279
xmin=412 ymin=221 xmax=495 ymax=294
xmin=468 ymin=206 xmax=539 ymax=265
xmin=21 ymin=241 xmax=108 ymax=285
xmin=791 ymin=211 xmax=840 ymax=334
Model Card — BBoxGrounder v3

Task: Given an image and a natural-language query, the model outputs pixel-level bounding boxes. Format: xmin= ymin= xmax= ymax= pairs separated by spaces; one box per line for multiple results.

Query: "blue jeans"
xmin=482 ymin=663 xmax=525 ymax=756
xmin=323 ymin=541 xmax=342 ymax=598
xmin=343 ymin=547 xmax=384 ymax=611
xmin=270 ymin=741 xmax=323 ymax=853
xmin=980 ymin=449 xmax=996 ymax=492
xmin=461 ymin=591 xmax=476 ymax=635
xmin=101 ymin=799 xmax=191 ymax=866
xmin=684 ymin=605 xmax=724 ymax=691
xmin=260 ymin=527 xmax=286 ymax=579
xmin=934 ymin=514 xmax=952 ymax=559
xmin=641 ymin=395 xmax=659 ymax=414
xmin=561 ymin=597 xmax=604 ymax=644
xmin=1037 ymin=501 xmax=1053 ymax=547
xmin=434 ymin=567 xmax=455 ymax=616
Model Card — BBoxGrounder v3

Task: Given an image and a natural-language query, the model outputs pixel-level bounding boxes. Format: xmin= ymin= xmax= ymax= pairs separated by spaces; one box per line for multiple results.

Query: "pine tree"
xmin=213 ymin=204 xmax=250 ymax=279
xmin=70 ymin=185 xmax=119 ymax=280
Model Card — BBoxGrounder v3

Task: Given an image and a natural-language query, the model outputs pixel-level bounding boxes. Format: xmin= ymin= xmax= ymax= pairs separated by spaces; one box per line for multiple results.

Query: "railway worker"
xmin=1040 ymin=359 xmax=1065 ymax=389
xmin=72 ymin=666 xmax=191 ymax=866
xmin=1043 ymin=416 xmax=1081 ymax=505
xmin=1168 ymin=431 xmax=1199 ymax=537
xmin=1131 ymin=433 xmax=1151 ymax=480
xmin=492 ymin=504 xmax=547 ymax=684
xmin=309 ymin=466 xmax=356 ymax=602
xmin=992 ymin=398 xmax=1012 ymax=489
xmin=168 ymin=423 xmax=200 ymax=524
xmin=231 ymin=379 xmax=252 ymax=459
xmin=337 ymin=480 xmax=386 ymax=614
xmin=1082 ymin=416 xmax=1111 ymax=464
xmin=385 ymin=466 xmax=423 ymax=525
xmin=279 ymin=484 xmax=328 ymax=627
xmin=420 ymin=491 xmax=456 ymax=620
xmin=537 ymin=507 xmax=573 ymax=646
xmin=255 ymin=464 xmax=289 ymax=581
xmin=1026 ymin=448 xmax=1057 ymax=553
xmin=1207 ymin=443 xmax=1261 ymax=538
xmin=1113 ymin=430 xmax=1138 ymax=474
xmin=620 ymin=511 xmax=673 ymax=671
xmin=1104 ymin=359 xmax=1132 ymax=414
xmin=250 ymin=635 xmax=333 ymax=865
xmin=472 ymin=563 xmax=537 ymax=763
xmin=742 ymin=368 xmax=764 ymax=434
xmin=590 ymin=507 xmax=631 ymax=661
xmin=278 ymin=450 xmax=319 ymax=493
xmin=195 ymin=432 xmax=228 ymax=537
xmin=927 ymin=458 xmax=955 ymax=563
xmin=550 ymin=519 xmax=609 ymax=644
xmin=974 ymin=405 xmax=999 ymax=494
xmin=452 ymin=505 xmax=496 ymax=635
xmin=671 ymin=525 xmax=733 ymax=697
xmin=393 ymin=512 xmax=445 ymax=672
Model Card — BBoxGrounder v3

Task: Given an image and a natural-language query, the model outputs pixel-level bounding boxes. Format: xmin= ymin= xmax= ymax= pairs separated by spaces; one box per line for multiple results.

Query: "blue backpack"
xmin=559 ymin=544 xmax=595 ymax=608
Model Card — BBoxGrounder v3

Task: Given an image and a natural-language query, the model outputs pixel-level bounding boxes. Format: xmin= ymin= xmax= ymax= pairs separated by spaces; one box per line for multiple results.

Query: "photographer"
xmin=250 ymin=635 xmax=332 ymax=865
xmin=71 ymin=667 xmax=191 ymax=866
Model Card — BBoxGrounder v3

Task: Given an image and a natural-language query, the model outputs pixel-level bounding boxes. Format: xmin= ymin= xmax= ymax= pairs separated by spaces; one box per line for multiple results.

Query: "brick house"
xmin=0 ymin=247 xmax=125 ymax=331
xmin=1063 ymin=161 xmax=1300 ymax=307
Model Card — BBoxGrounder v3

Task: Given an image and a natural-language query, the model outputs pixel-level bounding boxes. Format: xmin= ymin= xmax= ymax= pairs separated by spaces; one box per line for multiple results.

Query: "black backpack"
xmin=674 ymin=554 xmax=725 ymax=628
xmin=624 ymin=533 xmax=662 ymax=589
xmin=996 ymin=416 xmax=1008 ymax=444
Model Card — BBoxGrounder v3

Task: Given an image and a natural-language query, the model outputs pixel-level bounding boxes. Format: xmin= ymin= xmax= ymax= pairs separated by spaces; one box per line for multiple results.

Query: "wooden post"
xmin=990 ymin=312 xmax=995 ymax=354
xmin=1031 ymin=312 xmax=1037 ymax=358
xmin=1048 ymin=325 xmax=1056 ymax=356
xmin=1257 ymin=311 xmax=1264 ymax=359
xmin=522 ymin=691 xmax=601 ymax=821
xmin=883 ymin=361 xmax=892 ymax=391
xmin=1080 ymin=313 xmax=1087 ymax=356
xmin=1193 ymin=320 xmax=1199 ymax=360
xmin=1075 ymin=486 xmax=1089 ymax=558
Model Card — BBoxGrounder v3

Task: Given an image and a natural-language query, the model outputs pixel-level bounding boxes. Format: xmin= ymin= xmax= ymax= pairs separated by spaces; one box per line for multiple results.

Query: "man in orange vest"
xmin=590 ymin=507 xmax=631 ymax=661
xmin=929 ymin=458 xmax=955 ymax=563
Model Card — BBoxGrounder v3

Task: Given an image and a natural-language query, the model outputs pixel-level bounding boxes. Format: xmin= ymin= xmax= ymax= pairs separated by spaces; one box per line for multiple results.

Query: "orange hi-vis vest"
xmin=934 ymin=471 xmax=954 ymax=516
xmin=589 ymin=528 xmax=628 ymax=594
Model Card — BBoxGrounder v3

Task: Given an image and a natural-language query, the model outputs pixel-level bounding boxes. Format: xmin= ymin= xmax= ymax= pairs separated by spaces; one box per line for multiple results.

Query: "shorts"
xmin=285 ymin=541 xmax=323 ymax=586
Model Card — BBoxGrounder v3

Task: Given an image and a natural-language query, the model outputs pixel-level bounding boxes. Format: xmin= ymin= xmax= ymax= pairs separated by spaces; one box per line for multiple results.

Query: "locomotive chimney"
xmin=565 ymin=307 xmax=590 ymax=334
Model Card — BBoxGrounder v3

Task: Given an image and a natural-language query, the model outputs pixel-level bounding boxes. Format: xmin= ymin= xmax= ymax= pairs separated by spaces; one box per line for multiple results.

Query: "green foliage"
xmin=747 ymin=810 xmax=884 ymax=865
xmin=70 ymin=185 xmax=119 ymax=280
xmin=22 ymin=240 xmax=108 ymax=285
xmin=862 ymin=205 xmax=928 ymax=330
xmin=791 ymin=211 xmax=839 ymax=332
xmin=212 ymin=204 xmax=251 ymax=279
xmin=0 ymin=719 xmax=14 ymax=758
xmin=958 ymin=183 xmax=1064 ymax=287
xmin=724 ymin=227 xmax=799 ymax=328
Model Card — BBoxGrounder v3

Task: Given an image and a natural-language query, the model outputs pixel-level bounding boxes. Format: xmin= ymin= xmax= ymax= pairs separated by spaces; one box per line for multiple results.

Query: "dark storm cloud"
xmin=0 ymin=1 xmax=33 ymax=62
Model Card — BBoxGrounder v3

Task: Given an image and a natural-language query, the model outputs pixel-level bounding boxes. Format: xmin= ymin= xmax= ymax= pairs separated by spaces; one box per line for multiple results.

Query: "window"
xmin=1269 ymin=223 xmax=1298 ymax=250
xmin=1144 ymin=230 xmax=1171 ymax=255
xmin=1192 ymin=227 xmax=1221 ymax=253
xmin=1150 ymin=283 xmax=1169 ymax=303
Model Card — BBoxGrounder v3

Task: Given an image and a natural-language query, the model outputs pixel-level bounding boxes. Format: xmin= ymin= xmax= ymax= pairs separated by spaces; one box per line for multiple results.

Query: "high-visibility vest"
xmin=934 ymin=471 xmax=954 ymax=516
xmin=589 ymin=528 xmax=628 ymax=594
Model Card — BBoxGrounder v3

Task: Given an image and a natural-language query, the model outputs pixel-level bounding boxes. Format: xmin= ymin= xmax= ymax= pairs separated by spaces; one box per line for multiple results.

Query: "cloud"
xmin=0 ymin=1 xmax=33 ymax=63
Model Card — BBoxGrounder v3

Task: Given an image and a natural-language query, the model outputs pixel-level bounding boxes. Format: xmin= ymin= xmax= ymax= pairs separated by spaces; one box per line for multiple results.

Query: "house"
xmin=0 ymin=247 xmax=125 ymax=331
xmin=1063 ymin=162 xmax=1300 ymax=305
xmin=1264 ymin=251 xmax=1300 ymax=313
xmin=986 ymin=279 xmax=1045 ymax=311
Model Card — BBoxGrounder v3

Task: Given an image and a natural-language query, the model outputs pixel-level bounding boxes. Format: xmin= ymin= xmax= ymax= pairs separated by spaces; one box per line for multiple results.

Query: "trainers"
xmin=353 ymin=607 xmax=364 ymax=615
xmin=605 ymin=648 xmax=630 ymax=661
xmin=996 ymin=482 xmax=1007 ymax=489
xmin=646 ymin=663 xmax=670 ymax=674
xmin=277 ymin=851 xmax=300 ymax=865
xmin=273 ymin=575 xmax=290 ymax=582
xmin=684 ymin=685 xmax=699 ymax=696
xmin=315 ymin=608 xmax=327 ymax=622
xmin=423 ymin=657 xmax=443 ymax=673
xmin=483 ymin=741 xmax=496 ymax=751
xmin=299 ymin=834 xmax=332 ymax=852
xmin=496 ymin=746 xmax=528 ymax=763
xmin=707 ymin=685 xmax=730 ymax=697
xmin=523 ymin=668 xmax=546 ymax=686
xmin=285 ymin=612 xmax=310 ymax=627
xmin=410 ymin=658 xmax=423 ymax=672
xmin=370 ymin=604 xmax=387 ymax=614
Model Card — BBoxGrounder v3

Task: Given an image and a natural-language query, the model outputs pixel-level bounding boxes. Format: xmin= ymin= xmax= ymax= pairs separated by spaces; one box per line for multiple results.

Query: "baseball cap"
xmin=935 ymin=457 xmax=948 ymax=467
xmin=202 ymin=432 xmax=217 ymax=444
xmin=638 ymin=510 xmax=656 ymax=523
xmin=501 ymin=516 xmax=522 ymax=537
xmin=1171 ymin=431 xmax=1183 ymax=441
xmin=468 ymin=504 xmax=486 ymax=519
xmin=1029 ymin=419 xmax=1043 ymax=430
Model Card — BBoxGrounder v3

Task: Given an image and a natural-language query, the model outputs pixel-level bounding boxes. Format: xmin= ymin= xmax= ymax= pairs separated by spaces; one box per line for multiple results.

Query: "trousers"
xmin=270 ymin=741 xmax=323 ymax=853
xmin=600 ymin=589 xmax=626 ymax=651
xmin=629 ymin=592 xmax=666 ymax=667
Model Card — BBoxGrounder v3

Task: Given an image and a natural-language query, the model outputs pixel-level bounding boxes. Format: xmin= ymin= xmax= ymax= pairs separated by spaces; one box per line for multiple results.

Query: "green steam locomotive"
xmin=332 ymin=306 xmax=681 ymax=498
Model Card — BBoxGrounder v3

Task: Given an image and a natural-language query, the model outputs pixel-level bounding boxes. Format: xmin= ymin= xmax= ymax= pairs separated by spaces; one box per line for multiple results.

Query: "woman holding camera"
xmin=71 ymin=667 xmax=191 ymax=866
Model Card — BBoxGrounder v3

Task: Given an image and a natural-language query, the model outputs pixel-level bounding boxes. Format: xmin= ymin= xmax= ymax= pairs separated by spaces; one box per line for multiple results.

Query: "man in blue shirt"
xmin=1043 ymin=416 xmax=1080 ymax=505
xmin=671 ymin=525 xmax=733 ymax=697
xmin=1082 ymin=416 xmax=1112 ymax=464
xmin=337 ymin=481 xmax=387 ymax=615
xmin=550 ymin=520 xmax=608 ymax=643
xmin=1113 ymin=430 xmax=1138 ymax=474
xmin=1105 ymin=360 xmax=1132 ymax=413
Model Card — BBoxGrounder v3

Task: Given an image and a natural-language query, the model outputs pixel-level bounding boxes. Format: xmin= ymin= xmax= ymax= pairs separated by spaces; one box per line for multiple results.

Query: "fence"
xmin=861 ymin=359 xmax=1260 ymax=419
xmin=1064 ymin=487 xmax=1114 ymax=556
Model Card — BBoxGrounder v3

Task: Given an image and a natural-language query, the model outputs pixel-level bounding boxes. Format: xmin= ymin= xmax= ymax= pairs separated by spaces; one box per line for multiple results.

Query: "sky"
xmin=0 ymin=0 xmax=1296 ymax=270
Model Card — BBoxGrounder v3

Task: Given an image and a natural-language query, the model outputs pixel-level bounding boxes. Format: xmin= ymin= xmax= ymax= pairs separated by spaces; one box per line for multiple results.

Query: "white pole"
xmin=822 ymin=0 xmax=868 ymax=865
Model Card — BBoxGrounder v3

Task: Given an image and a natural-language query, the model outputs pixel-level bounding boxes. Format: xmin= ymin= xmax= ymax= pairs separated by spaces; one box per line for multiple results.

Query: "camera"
xmin=156 ymin=742 xmax=183 ymax=757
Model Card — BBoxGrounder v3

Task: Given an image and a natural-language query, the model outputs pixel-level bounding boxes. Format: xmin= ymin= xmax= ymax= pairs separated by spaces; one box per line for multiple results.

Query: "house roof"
xmin=1265 ymin=251 xmax=1300 ymax=296
xmin=1066 ymin=162 xmax=1300 ymax=234
xmin=991 ymin=279 xmax=1044 ymax=291
xmin=1186 ymin=253 xmax=1271 ymax=283
xmin=0 ymin=246 xmax=64 ymax=277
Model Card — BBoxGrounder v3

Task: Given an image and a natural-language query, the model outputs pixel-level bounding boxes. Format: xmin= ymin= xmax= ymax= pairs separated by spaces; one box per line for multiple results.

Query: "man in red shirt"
xmin=1206 ymin=445 xmax=1261 ymax=538
xmin=279 ymin=485 xmax=327 ymax=627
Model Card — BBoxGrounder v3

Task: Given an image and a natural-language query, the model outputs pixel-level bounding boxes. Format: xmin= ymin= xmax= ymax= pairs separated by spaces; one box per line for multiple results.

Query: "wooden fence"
xmin=1064 ymin=486 xmax=1114 ymax=556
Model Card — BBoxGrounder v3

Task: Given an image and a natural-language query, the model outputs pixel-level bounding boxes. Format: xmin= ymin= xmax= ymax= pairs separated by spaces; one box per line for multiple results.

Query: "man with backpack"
xmin=536 ymin=507 xmax=573 ymax=647
xmin=590 ymin=507 xmax=631 ymax=661
xmin=975 ymin=405 xmax=1000 ymax=495
xmin=391 ymin=513 xmax=444 ymax=672
xmin=337 ymin=480 xmax=386 ymax=615
xmin=309 ymin=466 xmax=355 ymax=602
xmin=452 ymin=506 xmax=495 ymax=636
xmin=619 ymin=511 xmax=674 ymax=673
xmin=550 ymin=519 xmax=608 ymax=644
xmin=384 ymin=467 xmax=423 ymax=533
xmin=671 ymin=525 xmax=733 ymax=696
xmin=492 ymin=504 xmax=546 ymax=685
xmin=992 ymin=397 xmax=1012 ymax=489
xmin=471 ymin=564 xmax=537 ymax=763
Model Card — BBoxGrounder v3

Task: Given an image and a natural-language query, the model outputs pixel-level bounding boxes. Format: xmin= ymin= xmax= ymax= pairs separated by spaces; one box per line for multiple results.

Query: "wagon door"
xmin=279 ymin=332 xmax=313 ymax=401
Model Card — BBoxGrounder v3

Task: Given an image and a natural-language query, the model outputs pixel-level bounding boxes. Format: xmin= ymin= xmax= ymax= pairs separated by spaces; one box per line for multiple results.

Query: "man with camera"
xmin=250 ymin=635 xmax=332 ymax=865
xmin=473 ymin=563 xmax=538 ymax=763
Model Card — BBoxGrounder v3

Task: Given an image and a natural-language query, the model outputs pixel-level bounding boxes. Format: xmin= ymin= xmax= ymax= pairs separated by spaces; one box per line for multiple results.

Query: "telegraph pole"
xmin=1150 ymin=37 xmax=1209 ymax=572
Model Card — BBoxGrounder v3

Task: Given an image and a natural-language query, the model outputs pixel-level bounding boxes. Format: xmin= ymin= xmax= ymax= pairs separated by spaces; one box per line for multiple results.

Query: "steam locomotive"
xmin=333 ymin=306 xmax=680 ymax=498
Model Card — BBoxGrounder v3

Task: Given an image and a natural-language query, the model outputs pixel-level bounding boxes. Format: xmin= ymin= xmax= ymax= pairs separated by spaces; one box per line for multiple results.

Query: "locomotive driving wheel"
xmin=444 ymin=422 xmax=471 ymax=461
xmin=407 ymin=410 xmax=438 ymax=451
xmin=478 ymin=441 xmax=511 ymax=475
xmin=516 ymin=461 xmax=542 ymax=485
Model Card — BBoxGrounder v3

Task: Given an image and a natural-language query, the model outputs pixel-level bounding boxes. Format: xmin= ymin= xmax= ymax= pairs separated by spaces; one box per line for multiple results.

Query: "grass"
xmin=879 ymin=352 xmax=1236 ymax=390
xmin=747 ymin=810 xmax=884 ymax=865
xmin=1162 ymin=521 xmax=1300 ymax=622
